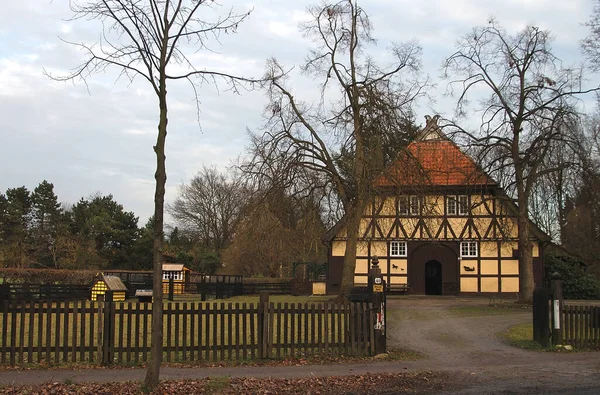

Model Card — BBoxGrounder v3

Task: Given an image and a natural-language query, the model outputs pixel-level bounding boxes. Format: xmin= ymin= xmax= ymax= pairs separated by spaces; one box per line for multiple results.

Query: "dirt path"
xmin=386 ymin=297 xmax=600 ymax=393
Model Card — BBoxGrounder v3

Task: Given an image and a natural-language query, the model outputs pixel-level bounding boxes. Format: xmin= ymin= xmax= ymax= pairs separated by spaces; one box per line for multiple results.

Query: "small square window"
xmin=460 ymin=241 xmax=478 ymax=257
xmin=390 ymin=241 xmax=407 ymax=257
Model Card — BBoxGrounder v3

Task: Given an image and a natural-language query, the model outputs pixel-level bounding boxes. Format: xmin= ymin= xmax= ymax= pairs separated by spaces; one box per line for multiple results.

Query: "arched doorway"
xmin=425 ymin=260 xmax=442 ymax=295
xmin=408 ymin=243 xmax=459 ymax=295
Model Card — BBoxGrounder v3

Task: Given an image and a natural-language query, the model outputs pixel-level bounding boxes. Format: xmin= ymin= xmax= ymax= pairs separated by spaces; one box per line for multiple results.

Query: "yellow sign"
xmin=373 ymin=284 xmax=384 ymax=293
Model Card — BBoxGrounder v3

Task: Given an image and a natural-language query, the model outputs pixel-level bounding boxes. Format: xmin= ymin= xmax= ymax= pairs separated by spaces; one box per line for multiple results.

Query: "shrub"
xmin=544 ymin=254 xmax=600 ymax=300
xmin=0 ymin=268 xmax=98 ymax=285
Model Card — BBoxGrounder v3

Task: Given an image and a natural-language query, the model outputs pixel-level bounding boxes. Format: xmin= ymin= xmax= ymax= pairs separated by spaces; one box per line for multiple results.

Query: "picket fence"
xmin=560 ymin=305 xmax=600 ymax=348
xmin=0 ymin=299 xmax=376 ymax=366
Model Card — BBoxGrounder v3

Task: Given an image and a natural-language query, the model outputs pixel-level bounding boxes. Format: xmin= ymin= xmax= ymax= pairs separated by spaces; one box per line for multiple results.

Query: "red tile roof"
xmin=375 ymin=139 xmax=495 ymax=187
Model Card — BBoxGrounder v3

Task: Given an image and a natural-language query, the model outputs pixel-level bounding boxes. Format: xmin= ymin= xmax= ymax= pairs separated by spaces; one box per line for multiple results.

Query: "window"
xmin=163 ymin=271 xmax=182 ymax=281
xmin=446 ymin=197 xmax=457 ymax=215
xmin=447 ymin=195 xmax=469 ymax=215
xmin=399 ymin=196 xmax=420 ymax=215
xmin=390 ymin=241 xmax=407 ymax=257
xmin=458 ymin=195 xmax=469 ymax=215
xmin=460 ymin=241 xmax=478 ymax=257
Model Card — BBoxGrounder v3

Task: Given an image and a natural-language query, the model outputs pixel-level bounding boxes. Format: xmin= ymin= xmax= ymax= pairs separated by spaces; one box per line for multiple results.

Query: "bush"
xmin=0 ymin=268 xmax=98 ymax=285
xmin=544 ymin=254 xmax=600 ymax=300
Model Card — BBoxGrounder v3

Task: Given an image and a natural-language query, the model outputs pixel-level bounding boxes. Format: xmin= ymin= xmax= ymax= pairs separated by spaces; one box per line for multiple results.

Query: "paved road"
xmin=0 ymin=296 xmax=598 ymax=394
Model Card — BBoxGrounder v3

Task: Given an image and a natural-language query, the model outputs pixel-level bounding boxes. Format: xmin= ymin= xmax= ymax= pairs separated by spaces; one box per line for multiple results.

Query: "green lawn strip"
xmin=499 ymin=323 xmax=546 ymax=350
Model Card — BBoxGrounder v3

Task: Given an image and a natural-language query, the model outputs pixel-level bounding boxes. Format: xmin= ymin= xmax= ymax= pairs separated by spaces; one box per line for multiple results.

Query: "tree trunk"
xmin=144 ymin=89 xmax=168 ymax=389
xmin=517 ymin=196 xmax=534 ymax=303
xmin=340 ymin=198 xmax=368 ymax=296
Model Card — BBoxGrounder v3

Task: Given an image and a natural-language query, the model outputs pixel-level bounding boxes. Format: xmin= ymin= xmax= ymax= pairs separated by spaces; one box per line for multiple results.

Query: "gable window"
xmin=399 ymin=196 xmax=420 ymax=215
xmin=460 ymin=241 xmax=478 ymax=257
xmin=390 ymin=241 xmax=407 ymax=257
xmin=447 ymin=195 xmax=469 ymax=215
xmin=458 ymin=195 xmax=469 ymax=215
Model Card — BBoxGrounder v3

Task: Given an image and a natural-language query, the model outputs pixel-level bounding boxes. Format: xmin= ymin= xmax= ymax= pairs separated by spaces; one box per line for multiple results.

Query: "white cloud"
xmin=0 ymin=0 xmax=597 ymax=223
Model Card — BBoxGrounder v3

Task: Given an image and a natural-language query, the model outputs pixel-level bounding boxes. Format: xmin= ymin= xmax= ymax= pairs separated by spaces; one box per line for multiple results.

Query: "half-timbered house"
xmin=324 ymin=115 xmax=549 ymax=296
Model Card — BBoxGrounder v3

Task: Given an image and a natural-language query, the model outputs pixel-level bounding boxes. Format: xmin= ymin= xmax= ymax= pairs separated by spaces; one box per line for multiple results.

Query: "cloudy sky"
xmin=0 ymin=0 xmax=594 ymax=223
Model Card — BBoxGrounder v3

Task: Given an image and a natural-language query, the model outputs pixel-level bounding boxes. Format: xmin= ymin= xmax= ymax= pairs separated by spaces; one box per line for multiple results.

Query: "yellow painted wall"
xmin=460 ymin=277 xmax=478 ymax=292
xmin=356 ymin=241 xmax=369 ymax=256
xmin=354 ymin=275 xmax=368 ymax=285
xmin=501 ymin=277 xmax=519 ymax=293
xmin=371 ymin=242 xmax=387 ymax=256
xmin=332 ymin=241 xmax=345 ymax=257
xmin=389 ymin=259 xmax=407 ymax=274
xmin=312 ymin=282 xmax=327 ymax=295
xmin=355 ymin=258 xmax=369 ymax=274
xmin=481 ymin=278 xmax=498 ymax=292
xmin=501 ymin=260 xmax=519 ymax=275
xmin=389 ymin=276 xmax=408 ymax=285
xmin=480 ymin=242 xmax=497 ymax=257
xmin=460 ymin=262 xmax=478 ymax=275
xmin=480 ymin=261 xmax=498 ymax=275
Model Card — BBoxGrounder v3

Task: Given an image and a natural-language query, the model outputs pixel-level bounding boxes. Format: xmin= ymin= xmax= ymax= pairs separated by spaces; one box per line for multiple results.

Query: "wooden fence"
xmin=560 ymin=305 xmax=600 ymax=348
xmin=0 ymin=299 xmax=375 ymax=366
xmin=0 ymin=284 xmax=90 ymax=302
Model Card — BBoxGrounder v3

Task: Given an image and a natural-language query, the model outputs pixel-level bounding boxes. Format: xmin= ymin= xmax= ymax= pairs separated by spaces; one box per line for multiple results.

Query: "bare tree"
xmin=443 ymin=20 xmax=597 ymax=302
xmin=48 ymin=0 xmax=259 ymax=388
xmin=169 ymin=166 xmax=244 ymax=251
xmin=251 ymin=0 xmax=425 ymax=295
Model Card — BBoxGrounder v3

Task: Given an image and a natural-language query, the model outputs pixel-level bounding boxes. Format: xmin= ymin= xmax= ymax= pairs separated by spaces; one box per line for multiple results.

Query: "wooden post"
xmin=168 ymin=278 xmax=174 ymax=301
xmin=369 ymin=256 xmax=386 ymax=355
xmin=550 ymin=272 xmax=564 ymax=346
xmin=532 ymin=287 xmax=549 ymax=346
xmin=102 ymin=290 xmax=115 ymax=365
xmin=258 ymin=291 xmax=269 ymax=358
xmin=0 ymin=284 xmax=9 ymax=303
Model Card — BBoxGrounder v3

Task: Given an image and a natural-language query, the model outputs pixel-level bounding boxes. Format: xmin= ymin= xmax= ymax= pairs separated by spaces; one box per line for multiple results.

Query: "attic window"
xmin=447 ymin=195 xmax=469 ymax=215
xmin=399 ymin=196 xmax=420 ymax=215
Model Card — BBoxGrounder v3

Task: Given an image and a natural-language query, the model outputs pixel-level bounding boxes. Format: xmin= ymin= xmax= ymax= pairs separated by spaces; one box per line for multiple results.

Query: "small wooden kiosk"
xmin=162 ymin=263 xmax=191 ymax=294
xmin=91 ymin=275 xmax=128 ymax=301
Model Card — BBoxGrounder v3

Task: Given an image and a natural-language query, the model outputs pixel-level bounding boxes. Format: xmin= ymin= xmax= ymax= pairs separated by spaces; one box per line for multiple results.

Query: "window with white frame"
xmin=399 ymin=196 xmax=420 ymax=215
xmin=460 ymin=241 xmax=478 ymax=257
xmin=446 ymin=196 xmax=457 ymax=215
xmin=447 ymin=195 xmax=469 ymax=215
xmin=390 ymin=241 xmax=407 ymax=257
xmin=163 ymin=271 xmax=182 ymax=281
xmin=458 ymin=195 xmax=469 ymax=215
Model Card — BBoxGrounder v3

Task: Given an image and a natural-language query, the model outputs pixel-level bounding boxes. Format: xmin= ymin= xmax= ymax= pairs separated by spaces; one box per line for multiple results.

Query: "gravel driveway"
xmin=385 ymin=296 xmax=600 ymax=394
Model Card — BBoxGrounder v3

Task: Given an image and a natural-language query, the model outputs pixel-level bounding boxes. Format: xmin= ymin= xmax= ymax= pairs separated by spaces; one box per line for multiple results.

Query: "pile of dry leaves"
xmin=0 ymin=371 xmax=454 ymax=394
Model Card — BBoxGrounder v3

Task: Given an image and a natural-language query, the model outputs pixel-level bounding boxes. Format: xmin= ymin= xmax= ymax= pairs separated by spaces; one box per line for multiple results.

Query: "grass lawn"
xmin=499 ymin=323 xmax=548 ymax=351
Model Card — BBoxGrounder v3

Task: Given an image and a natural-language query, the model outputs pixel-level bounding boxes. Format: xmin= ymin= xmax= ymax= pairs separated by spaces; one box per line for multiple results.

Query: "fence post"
xmin=0 ymin=284 xmax=9 ymax=303
xmin=102 ymin=290 xmax=115 ymax=365
xmin=168 ymin=278 xmax=174 ymax=301
xmin=532 ymin=287 xmax=549 ymax=347
xmin=258 ymin=291 xmax=269 ymax=358
xmin=550 ymin=272 xmax=564 ymax=345
xmin=368 ymin=256 xmax=386 ymax=355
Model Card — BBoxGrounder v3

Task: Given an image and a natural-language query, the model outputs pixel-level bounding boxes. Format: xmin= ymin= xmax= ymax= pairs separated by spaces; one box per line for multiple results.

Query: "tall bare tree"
xmin=169 ymin=166 xmax=244 ymax=251
xmin=49 ymin=0 xmax=258 ymax=388
xmin=443 ymin=20 xmax=597 ymax=302
xmin=251 ymin=0 xmax=425 ymax=295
